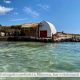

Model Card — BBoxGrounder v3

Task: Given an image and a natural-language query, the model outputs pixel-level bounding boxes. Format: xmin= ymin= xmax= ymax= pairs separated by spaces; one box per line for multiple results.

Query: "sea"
xmin=0 ymin=41 xmax=80 ymax=80
xmin=0 ymin=41 xmax=80 ymax=72
xmin=0 ymin=77 xmax=80 ymax=80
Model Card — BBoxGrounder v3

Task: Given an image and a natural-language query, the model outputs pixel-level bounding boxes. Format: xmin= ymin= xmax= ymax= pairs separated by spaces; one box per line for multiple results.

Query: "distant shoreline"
xmin=0 ymin=32 xmax=80 ymax=42
xmin=52 ymin=32 xmax=80 ymax=42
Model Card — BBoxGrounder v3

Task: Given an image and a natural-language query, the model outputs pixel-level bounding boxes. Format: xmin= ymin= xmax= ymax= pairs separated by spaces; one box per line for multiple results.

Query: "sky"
xmin=0 ymin=0 xmax=80 ymax=33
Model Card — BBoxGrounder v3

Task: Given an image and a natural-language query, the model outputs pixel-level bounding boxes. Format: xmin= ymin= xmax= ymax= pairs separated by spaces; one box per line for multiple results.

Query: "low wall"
xmin=0 ymin=36 xmax=52 ymax=42
xmin=0 ymin=32 xmax=80 ymax=42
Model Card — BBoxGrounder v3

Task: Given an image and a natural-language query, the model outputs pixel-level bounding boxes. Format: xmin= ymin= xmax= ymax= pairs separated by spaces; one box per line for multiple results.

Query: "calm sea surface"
xmin=0 ymin=41 xmax=80 ymax=72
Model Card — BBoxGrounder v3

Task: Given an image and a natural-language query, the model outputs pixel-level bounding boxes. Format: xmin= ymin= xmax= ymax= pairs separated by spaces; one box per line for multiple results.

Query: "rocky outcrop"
xmin=52 ymin=32 xmax=80 ymax=42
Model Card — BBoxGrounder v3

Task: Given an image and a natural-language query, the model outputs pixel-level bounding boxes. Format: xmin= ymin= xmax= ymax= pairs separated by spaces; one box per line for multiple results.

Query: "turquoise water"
xmin=0 ymin=77 xmax=80 ymax=80
xmin=0 ymin=42 xmax=80 ymax=72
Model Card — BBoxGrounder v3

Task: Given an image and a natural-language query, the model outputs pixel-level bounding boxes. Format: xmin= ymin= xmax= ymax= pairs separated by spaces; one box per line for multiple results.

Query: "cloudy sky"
xmin=0 ymin=0 xmax=80 ymax=33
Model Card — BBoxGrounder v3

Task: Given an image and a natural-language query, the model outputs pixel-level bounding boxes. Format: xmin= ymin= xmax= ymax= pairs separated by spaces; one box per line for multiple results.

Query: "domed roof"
xmin=40 ymin=21 xmax=57 ymax=34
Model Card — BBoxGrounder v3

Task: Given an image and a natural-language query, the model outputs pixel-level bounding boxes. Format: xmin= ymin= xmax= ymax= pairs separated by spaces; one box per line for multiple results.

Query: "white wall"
xmin=46 ymin=21 xmax=57 ymax=35
xmin=0 ymin=32 xmax=5 ymax=36
xmin=39 ymin=21 xmax=57 ymax=38
xmin=39 ymin=21 xmax=52 ymax=38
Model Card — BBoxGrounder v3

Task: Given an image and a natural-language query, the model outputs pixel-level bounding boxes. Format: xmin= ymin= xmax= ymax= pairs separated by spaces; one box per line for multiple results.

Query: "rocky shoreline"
xmin=52 ymin=32 xmax=80 ymax=42
xmin=0 ymin=32 xmax=80 ymax=42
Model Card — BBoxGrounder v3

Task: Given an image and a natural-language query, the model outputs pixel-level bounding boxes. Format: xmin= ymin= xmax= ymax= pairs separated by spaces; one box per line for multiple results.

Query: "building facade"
xmin=39 ymin=21 xmax=57 ymax=38
xmin=0 ymin=21 xmax=57 ymax=39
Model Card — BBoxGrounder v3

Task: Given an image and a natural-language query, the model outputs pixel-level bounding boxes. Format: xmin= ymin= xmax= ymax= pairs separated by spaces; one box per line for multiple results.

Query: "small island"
xmin=0 ymin=21 xmax=80 ymax=42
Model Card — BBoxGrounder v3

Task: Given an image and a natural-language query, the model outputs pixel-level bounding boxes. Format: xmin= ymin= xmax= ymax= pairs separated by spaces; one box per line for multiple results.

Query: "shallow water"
xmin=0 ymin=41 xmax=80 ymax=72
xmin=0 ymin=77 xmax=80 ymax=80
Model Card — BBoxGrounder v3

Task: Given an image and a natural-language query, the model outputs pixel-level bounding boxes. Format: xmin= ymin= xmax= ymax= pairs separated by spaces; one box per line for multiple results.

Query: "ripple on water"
xmin=0 ymin=42 xmax=80 ymax=72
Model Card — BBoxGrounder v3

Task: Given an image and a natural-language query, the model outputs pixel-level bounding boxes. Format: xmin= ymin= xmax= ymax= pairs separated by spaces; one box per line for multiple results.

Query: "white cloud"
xmin=0 ymin=6 xmax=13 ymax=15
xmin=10 ymin=18 xmax=27 ymax=21
xmin=37 ymin=4 xmax=50 ymax=10
xmin=23 ymin=7 xmax=39 ymax=17
xmin=4 ymin=0 xmax=11 ymax=4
